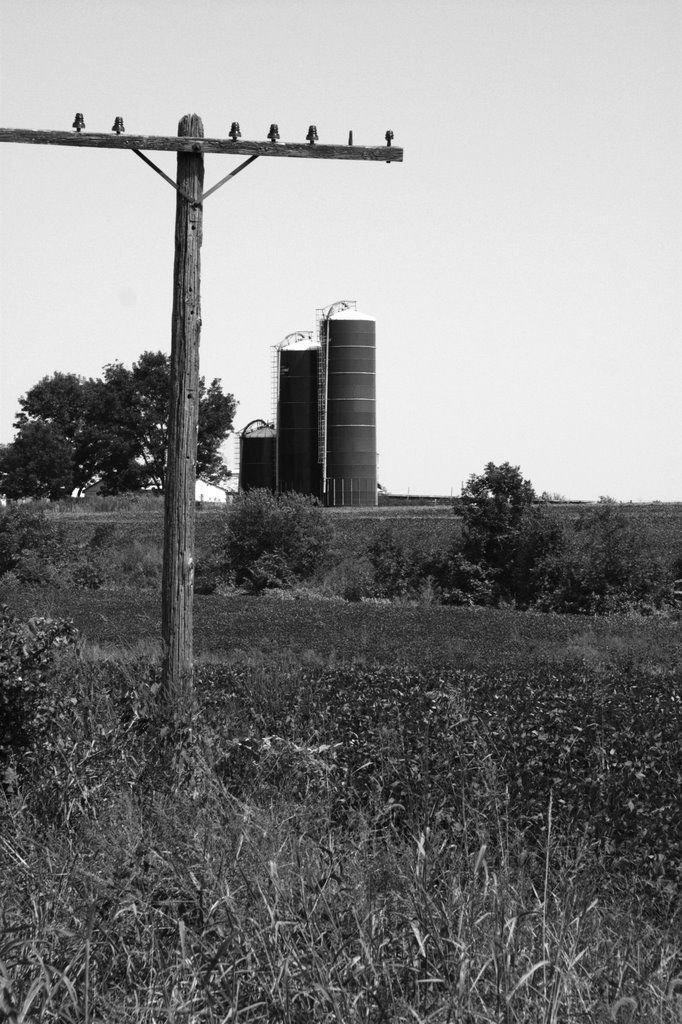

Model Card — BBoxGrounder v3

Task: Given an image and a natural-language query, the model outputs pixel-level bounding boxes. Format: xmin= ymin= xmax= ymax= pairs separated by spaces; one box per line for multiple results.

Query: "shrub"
xmin=0 ymin=606 xmax=78 ymax=767
xmin=365 ymin=526 xmax=424 ymax=599
xmin=223 ymin=489 xmax=333 ymax=591
xmin=512 ymin=503 xmax=567 ymax=607
xmin=0 ymin=505 xmax=66 ymax=581
xmin=0 ymin=504 xmax=114 ymax=589
xmin=321 ymin=554 xmax=376 ymax=601
xmin=534 ymin=498 xmax=667 ymax=613
xmin=194 ymin=552 xmax=228 ymax=594
xmin=425 ymin=547 xmax=495 ymax=605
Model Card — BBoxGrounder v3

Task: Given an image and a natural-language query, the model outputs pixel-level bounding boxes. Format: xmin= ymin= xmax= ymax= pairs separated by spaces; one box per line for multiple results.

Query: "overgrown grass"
xmin=2 ymin=632 xmax=681 ymax=1022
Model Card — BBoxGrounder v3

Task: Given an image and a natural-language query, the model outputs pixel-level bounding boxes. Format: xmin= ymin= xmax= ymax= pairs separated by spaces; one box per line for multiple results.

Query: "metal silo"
xmin=276 ymin=333 xmax=322 ymax=498
xmin=319 ymin=304 xmax=377 ymax=506
xmin=239 ymin=419 xmax=276 ymax=492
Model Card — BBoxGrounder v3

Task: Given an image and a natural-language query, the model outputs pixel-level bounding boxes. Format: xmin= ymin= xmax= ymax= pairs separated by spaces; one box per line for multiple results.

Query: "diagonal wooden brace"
xmin=132 ymin=149 xmax=199 ymax=205
xmin=133 ymin=149 xmax=260 ymax=203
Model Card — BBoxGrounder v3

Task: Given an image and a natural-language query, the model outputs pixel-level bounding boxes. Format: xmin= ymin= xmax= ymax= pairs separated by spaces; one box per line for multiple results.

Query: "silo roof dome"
xmin=283 ymin=337 xmax=320 ymax=350
xmin=329 ymin=309 xmax=376 ymax=322
xmin=279 ymin=331 xmax=318 ymax=351
xmin=247 ymin=425 xmax=276 ymax=437
xmin=242 ymin=418 xmax=276 ymax=438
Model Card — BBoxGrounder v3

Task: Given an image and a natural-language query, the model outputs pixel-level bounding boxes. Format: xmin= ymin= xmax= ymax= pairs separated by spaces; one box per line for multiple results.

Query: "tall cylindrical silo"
xmin=239 ymin=420 xmax=276 ymax=492
xmin=323 ymin=309 xmax=377 ymax=507
xmin=277 ymin=334 xmax=322 ymax=498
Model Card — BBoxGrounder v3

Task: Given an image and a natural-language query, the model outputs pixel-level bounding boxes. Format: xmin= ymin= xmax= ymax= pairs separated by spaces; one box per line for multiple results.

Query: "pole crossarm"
xmin=0 ymin=128 xmax=403 ymax=162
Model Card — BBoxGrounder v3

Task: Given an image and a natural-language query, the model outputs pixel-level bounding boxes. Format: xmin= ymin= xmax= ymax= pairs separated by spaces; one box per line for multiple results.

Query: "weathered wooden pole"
xmin=161 ymin=114 xmax=204 ymax=700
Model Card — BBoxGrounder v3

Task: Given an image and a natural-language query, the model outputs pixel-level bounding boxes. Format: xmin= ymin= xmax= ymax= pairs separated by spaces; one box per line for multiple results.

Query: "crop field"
xmin=1 ymin=500 xmax=682 ymax=1022
xmin=33 ymin=496 xmax=682 ymax=579
xmin=3 ymin=586 xmax=682 ymax=673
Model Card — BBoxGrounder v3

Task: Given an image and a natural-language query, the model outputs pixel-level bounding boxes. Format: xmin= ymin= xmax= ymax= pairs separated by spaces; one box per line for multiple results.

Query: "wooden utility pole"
xmin=0 ymin=115 xmax=403 ymax=703
xmin=162 ymin=114 xmax=204 ymax=698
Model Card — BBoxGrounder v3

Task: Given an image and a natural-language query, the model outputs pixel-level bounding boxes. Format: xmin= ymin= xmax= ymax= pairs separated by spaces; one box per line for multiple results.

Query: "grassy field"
xmin=1 ymin=501 xmax=681 ymax=1022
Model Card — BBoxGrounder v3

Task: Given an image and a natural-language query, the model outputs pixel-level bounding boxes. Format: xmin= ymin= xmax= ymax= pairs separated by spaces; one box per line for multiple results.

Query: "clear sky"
xmin=1 ymin=0 xmax=680 ymax=500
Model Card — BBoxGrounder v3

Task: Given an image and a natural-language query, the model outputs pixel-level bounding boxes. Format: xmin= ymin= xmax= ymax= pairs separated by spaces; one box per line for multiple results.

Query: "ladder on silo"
xmin=271 ymin=344 xmax=280 ymax=490
xmin=316 ymin=307 xmax=327 ymax=475
xmin=316 ymin=300 xmax=357 ymax=492
xmin=233 ymin=432 xmax=241 ymax=490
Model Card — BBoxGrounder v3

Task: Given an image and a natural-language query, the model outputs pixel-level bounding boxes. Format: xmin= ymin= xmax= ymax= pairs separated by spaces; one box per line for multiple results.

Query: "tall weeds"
xmin=1 ymin=646 xmax=681 ymax=1022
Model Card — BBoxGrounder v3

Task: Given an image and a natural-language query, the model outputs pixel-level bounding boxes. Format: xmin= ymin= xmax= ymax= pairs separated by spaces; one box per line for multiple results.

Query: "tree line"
xmin=0 ymin=445 xmax=678 ymax=614
xmin=215 ymin=463 xmax=679 ymax=614
xmin=0 ymin=352 xmax=236 ymax=499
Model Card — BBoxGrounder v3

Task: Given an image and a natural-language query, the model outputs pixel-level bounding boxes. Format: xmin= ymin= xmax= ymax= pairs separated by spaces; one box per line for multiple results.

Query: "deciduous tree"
xmin=0 ymin=421 xmax=74 ymax=500
xmin=461 ymin=462 xmax=565 ymax=605
xmin=462 ymin=463 xmax=536 ymax=579
xmin=0 ymin=352 xmax=237 ymax=498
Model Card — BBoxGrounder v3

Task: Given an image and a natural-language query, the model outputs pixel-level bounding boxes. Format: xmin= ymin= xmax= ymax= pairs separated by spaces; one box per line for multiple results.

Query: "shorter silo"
xmin=239 ymin=419 xmax=276 ymax=492
xmin=276 ymin=333 xmax=322 ymax=498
